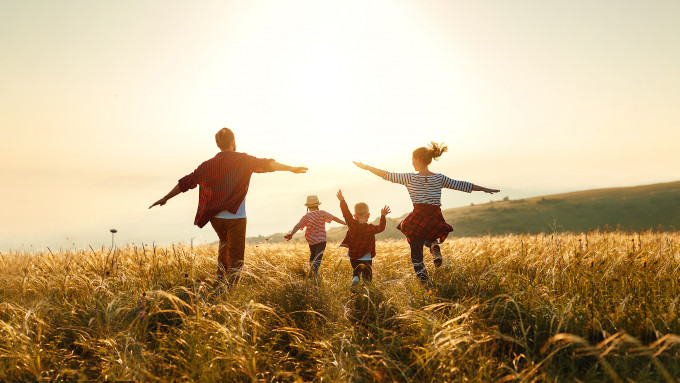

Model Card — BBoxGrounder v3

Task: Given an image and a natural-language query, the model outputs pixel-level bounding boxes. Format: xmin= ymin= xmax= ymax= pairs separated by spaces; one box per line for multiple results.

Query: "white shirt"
xmin=214 ymin=199 xmax=246 ymax=219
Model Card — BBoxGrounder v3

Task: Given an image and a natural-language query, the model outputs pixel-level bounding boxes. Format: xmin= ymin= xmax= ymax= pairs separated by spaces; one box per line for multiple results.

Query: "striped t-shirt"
xmin=383 ymin=172 xmax=473 ymax=206
xmin=295 ymin=210 xmax=335 ymax=245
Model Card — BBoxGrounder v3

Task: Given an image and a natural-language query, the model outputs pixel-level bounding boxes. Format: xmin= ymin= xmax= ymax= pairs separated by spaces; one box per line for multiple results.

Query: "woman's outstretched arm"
xmin=353 ymin=161 xmax=386 ymax=178
xmin=472 ymin=184 xmax=500 ymax=194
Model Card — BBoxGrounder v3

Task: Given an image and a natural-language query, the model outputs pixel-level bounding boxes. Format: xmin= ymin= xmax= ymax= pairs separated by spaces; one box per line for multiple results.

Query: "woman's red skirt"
xmin=397 ymin=204 xmax=453 ymax=243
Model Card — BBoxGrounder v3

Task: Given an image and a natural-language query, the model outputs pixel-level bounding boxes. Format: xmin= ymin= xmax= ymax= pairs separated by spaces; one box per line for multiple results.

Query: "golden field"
xmin=1 ymin=232 xmax=679 ymax=382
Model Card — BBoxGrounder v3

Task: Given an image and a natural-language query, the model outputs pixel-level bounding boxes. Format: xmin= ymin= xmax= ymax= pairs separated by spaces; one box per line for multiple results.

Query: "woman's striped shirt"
xmin=383 ymin=172 xmax=473 ymax=206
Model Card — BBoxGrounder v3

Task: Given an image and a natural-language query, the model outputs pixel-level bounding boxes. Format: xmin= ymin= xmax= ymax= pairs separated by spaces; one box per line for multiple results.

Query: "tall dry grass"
xmin=0 ymin=231 xmax=679 ymax=381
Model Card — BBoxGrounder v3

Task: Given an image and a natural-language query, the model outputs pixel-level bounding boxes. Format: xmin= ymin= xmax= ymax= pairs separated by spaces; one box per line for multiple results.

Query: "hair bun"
xmin=427 ymin=142 xmax=448 ymax=160
xmin=413 ymin=141 xmax=448 ymax=165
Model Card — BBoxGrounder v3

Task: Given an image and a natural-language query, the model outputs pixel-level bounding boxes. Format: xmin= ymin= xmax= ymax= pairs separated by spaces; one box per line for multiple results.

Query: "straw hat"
xmin=304 ymin=195 xmax=322 ymax=207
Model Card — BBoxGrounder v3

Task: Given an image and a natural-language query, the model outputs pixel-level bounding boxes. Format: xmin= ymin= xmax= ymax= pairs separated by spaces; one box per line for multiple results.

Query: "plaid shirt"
xmin=338 ymin=200 xmax=386 ymax=259
xmin=178 ymin=151 xmax=274 ymax=228
xmin=397 ymin=203 xmax=453 ymax=243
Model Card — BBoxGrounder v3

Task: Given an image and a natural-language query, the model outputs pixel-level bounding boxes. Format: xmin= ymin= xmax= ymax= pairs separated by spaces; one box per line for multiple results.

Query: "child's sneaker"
xmin=350 ymin=276 xmax=360 ymax=292
xmin=430 ymin=242 xmax=443 ymax=267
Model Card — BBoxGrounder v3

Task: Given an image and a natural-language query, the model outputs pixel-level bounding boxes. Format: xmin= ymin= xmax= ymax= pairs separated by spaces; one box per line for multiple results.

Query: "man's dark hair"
xmin=215 ymin=128 xmax=235 ymax=150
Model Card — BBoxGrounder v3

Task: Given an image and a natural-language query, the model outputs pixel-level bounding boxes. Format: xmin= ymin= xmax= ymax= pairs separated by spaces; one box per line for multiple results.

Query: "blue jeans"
xmin=308 ymin=242 xmax=326 ymax=274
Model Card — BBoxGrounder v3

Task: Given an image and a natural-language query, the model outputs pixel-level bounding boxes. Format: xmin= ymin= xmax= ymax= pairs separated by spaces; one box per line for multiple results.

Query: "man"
xmin=149 ymin=128 xmax=307 ymax=284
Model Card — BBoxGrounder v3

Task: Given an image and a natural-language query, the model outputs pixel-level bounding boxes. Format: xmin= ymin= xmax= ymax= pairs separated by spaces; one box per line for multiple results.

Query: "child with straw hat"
xmin=284 ymin=195 xmax=346 ymax=276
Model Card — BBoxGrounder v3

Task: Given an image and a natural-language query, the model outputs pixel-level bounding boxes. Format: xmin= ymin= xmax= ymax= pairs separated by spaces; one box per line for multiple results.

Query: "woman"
xmin=354 ymin=142 xmax=499 ymax=283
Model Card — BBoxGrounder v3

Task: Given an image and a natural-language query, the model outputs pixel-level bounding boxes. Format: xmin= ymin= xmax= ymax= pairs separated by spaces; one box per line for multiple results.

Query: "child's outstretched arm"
xmin=330 ymin=215 xmax=347 ymax=226
xmin=283 ymin=224 xmax=302 ymax=241
xmin=353 ymin=161 xmax=386 ymax=178
xmin=472 ymin=185 xmax=500 ymax=194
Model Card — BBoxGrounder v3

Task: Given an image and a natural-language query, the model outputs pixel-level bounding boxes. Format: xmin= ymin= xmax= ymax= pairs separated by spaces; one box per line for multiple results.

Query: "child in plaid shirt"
xmin=284 ymin=195 xmax=345 ymax=276
xmin=336 ymin=190 xmax=390 ymax=290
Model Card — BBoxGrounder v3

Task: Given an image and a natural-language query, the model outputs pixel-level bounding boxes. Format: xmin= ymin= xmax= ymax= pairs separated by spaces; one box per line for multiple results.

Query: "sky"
xmin=1 ymin=0 xmax=679 ymax=252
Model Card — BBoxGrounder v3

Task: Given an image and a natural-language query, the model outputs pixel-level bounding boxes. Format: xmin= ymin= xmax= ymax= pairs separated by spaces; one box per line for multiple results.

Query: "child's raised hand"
xmin=381 ymin=206 xmax=391 ymax=216
xmin=336 ymin=190 xmax=344 ymax=201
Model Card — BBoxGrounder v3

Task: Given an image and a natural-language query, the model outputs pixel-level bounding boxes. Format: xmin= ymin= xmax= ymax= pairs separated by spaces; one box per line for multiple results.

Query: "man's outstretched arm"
xmin=149 ymin=184 xmax=181 ymax=209
xmin=270 ymin=161 xmax=307 ymax=173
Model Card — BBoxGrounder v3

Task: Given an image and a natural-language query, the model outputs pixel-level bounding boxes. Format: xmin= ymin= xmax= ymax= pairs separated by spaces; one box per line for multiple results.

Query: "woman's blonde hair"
xmin=412 ymin=142 xmax=448 ymax=165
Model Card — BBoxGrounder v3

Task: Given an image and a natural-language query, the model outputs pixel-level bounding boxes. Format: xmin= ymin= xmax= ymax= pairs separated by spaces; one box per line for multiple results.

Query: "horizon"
xmin=3 ymin=178 xmax=678 ymax=252
xmin=2 ymin=1 xmax=679 ymax=251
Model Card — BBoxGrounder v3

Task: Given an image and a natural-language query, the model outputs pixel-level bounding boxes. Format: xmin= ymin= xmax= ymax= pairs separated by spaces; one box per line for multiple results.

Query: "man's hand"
xmin=283 ymin=233 xmax=293 ymax=241
xmin=290 ymin=167 xmax=308 ymax=174
xmin=381 ymin=205 xmax=391 ymax=216
xmin=149 ymin=198 xmax=168 ymax=209
xmin=271 ymin=161 xmax=308 ymax=173
xmin=149 ymin=184 xmax=181 ymax=210
xmin=336 ymin=190 xmax=345 ymax=201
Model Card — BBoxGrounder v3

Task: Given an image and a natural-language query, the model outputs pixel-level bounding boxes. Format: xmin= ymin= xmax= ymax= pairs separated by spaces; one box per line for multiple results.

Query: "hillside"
xmin=249 ymin=180 xmax=680 ymax=243
xmin=443 ymin=180 xmax=680 ymax=236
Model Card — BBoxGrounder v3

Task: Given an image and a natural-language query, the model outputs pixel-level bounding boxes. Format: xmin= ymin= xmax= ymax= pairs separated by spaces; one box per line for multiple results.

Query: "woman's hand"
xmin=353 ymin=161 xmax=367 ymax=170
xmin=353 ymin=161 xmax=386 ymax=178
xmin=484 ymin=188 xmax=500 ymax=194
